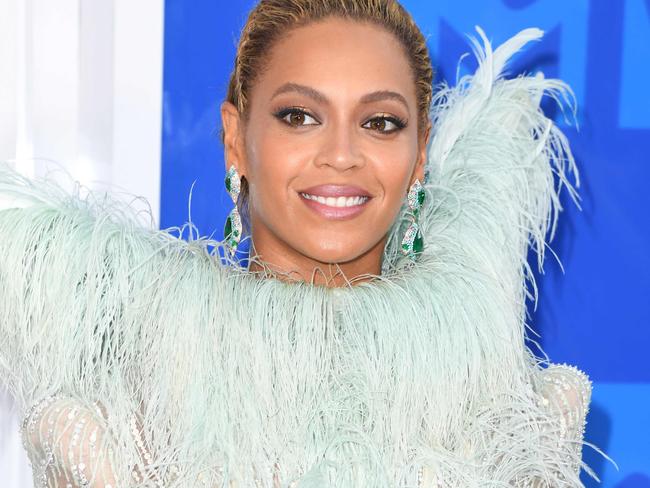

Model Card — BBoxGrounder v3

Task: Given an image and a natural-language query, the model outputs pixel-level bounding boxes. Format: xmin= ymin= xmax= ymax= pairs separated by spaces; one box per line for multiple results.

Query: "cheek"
xmin=374 ymin=153 xmax=415 ymax=215
xmin=245 ymin=132 xmax=306 ymax=209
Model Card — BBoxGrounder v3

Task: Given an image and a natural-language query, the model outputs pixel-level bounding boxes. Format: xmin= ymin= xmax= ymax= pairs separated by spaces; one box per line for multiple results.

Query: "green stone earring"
xmin=224 ymin=166 xmax=242 ymax=256
xmin=401 ymin=178 xmax=425 ymax=259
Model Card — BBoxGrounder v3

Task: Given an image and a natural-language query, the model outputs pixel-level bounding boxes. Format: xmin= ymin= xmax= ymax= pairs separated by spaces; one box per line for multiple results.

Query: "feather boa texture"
xmin=0 ymin=26 xmax=606 ymax=487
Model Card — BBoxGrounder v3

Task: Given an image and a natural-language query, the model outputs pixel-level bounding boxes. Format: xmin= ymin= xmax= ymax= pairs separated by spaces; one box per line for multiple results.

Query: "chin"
xmin=300 ymin=238 xmax=371 ymax=265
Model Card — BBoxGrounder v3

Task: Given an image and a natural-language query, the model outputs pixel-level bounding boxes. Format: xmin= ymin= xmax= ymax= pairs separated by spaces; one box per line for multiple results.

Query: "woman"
xmin=0 ymin=0 xmax=600 ymax=486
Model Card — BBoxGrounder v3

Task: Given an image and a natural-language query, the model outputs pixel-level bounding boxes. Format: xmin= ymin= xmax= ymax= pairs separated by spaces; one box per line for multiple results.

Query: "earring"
xmin=224 ymin=165 xmax=242 ymax=256
xmin=401 ymin=178 xmax=425 ymax=259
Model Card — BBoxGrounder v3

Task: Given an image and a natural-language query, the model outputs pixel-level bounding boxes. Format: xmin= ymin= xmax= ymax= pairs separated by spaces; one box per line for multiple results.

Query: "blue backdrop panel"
xmin=161 ymin=1 xmax=251 ymax=243
xmin=160 ymin=1 xmax=649 ymax=485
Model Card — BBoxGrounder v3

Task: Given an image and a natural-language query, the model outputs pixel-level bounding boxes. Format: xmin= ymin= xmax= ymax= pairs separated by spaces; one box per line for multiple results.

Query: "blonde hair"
xmin=221 ymin=0 xmax=435 ymax=234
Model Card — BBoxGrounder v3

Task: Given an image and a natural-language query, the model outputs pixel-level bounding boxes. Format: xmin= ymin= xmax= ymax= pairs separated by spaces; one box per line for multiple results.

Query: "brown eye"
xmin=370 ymin=119 xmax=387 ymax=131
xmin=289 ymin=112 xmax=305 ymax=125
xmin=363 ymin=115 xmax=406 ymax=134
xmin=274 ymin=107 xmax=319 ymax=127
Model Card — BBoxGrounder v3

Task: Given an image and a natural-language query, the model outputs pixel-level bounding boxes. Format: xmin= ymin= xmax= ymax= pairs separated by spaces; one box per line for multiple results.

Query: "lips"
xmin=297 ymin=184 xmax=372 ymax=220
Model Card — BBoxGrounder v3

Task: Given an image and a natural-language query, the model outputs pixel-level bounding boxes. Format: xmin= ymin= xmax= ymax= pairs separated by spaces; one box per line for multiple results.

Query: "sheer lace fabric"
xmin=532 ymin=363 xmax=592 ymax=485
xmin=21 ymin=395 xmax=119 ymax=488
xmin=19 ymin=364 xmax=591 ymax=488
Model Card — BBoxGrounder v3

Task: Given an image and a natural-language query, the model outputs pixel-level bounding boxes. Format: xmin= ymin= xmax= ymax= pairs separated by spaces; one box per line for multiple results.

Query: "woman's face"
xmin=222 ymin=16 xmax=430 ymax=280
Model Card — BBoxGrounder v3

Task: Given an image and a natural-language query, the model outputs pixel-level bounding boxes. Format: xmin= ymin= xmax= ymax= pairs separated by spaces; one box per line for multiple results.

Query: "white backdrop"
xmin=0 ymin=0 xmax=165 ymax=485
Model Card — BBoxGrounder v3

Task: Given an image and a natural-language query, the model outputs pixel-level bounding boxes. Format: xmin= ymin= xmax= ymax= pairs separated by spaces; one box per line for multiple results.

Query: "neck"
xmin=246 ymin=228 xmax=386 ymax=288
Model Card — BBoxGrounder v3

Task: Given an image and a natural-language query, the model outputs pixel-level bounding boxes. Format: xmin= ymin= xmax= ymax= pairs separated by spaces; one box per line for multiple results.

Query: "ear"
xmin=220 ymin=101 xmax=247 ymax=176
xmin=411 ymin=121 xmax=432 ymax=185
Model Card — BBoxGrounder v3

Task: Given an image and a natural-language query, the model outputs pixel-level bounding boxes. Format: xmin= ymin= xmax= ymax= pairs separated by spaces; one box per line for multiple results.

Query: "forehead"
xmin=252 ymin=16 xmax=416 ymax=103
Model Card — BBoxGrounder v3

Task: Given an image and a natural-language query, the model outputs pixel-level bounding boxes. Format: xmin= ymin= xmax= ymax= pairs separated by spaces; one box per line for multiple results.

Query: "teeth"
xmin=301 ymin=193 xmax=368 ymax=208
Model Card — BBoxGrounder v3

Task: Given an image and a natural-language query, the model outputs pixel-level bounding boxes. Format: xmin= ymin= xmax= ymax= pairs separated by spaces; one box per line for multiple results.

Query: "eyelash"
xmin=273 ymin=107 xmax=407 ymax=134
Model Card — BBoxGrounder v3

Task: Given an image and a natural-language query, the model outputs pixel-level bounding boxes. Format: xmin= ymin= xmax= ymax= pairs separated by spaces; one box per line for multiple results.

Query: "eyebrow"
xmin=361 ymin=90 xmax=409 ymax=110
xmin=270 ymin=82 xmax=409 ymax=111
xmin=271 ymin=83 xmax=327 ymax=104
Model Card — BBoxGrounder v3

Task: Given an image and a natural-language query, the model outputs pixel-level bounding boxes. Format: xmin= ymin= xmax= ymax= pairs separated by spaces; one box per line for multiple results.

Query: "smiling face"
xmin=221 ymin=16 xmax=431 ymax=285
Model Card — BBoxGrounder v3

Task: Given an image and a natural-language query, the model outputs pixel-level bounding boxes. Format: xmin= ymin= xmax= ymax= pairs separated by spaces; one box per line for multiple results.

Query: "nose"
xmin=313 ymin=122 xmax=365 ymax=172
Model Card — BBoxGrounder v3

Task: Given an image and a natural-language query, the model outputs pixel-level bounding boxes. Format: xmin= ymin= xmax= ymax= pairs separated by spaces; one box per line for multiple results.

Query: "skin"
xmin=221 ymin=16 xmax=431 ymax=287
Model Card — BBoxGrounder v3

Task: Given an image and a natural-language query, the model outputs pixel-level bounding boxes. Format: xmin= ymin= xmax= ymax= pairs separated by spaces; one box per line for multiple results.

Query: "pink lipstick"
xmin=297 ymin=184 xmax=372 ymax=220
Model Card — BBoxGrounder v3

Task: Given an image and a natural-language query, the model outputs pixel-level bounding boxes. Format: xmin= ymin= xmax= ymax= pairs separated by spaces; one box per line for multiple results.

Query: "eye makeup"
xmin=363 ymin=113 xmax=407 ymax=133
xmin=272 ymin=106 xmax=408 ymax=134
xmin=273 ymin=106 xmax=320 ymax=126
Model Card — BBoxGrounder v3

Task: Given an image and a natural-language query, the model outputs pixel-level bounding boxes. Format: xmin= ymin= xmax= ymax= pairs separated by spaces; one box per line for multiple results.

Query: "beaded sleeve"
xmin=535 ymin=364 xmax=593 ymax=482
xmin=20 ymin=395 xmax=177 ymax=488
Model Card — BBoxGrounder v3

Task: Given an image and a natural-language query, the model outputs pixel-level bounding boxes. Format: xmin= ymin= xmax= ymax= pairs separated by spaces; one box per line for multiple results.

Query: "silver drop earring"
xmin=223 ymin=165 xmax=242 ymax=256
xmin=401 ymin=178 xmax=425 ymax=259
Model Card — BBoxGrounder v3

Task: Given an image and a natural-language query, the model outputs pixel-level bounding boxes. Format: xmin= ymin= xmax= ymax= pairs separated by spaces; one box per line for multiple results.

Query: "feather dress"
xmin=0 ymin=26 xmax=603 ymax=487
